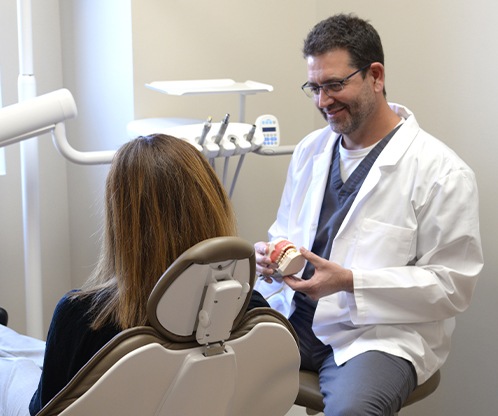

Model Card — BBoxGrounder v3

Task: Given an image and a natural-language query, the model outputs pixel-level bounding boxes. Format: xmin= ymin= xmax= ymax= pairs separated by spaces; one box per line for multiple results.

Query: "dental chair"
xmin=36 ymin=237 xmax=301 ymax=416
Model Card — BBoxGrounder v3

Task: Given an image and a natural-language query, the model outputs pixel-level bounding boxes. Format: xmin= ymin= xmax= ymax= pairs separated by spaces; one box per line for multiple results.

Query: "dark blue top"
xmin=28 ymin=289 xmax=269 ymax=414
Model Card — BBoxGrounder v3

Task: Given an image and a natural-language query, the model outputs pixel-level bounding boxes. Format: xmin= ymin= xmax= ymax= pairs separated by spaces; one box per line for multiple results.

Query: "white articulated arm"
xmin=51 ymin=123 xmax=115 ymax=165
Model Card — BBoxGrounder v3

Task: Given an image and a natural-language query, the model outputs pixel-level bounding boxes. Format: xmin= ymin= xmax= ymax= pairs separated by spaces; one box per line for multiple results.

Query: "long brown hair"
xmin=75 ymin=134 xmax=237 ymax=330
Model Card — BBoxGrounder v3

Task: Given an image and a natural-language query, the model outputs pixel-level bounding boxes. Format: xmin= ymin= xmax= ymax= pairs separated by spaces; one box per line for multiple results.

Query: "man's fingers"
xmin=299 ymin=247 xmax=322 ymax=266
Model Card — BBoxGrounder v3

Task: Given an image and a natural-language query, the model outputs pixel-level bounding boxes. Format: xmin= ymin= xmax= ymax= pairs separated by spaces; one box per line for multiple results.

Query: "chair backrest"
xmin=37 ymin=237 xmax=300 ymax=416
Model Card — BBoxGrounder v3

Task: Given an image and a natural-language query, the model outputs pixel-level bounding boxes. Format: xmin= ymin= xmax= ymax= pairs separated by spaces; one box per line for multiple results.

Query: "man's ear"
xmin=369 ymin=62 xmax=385 ymax=93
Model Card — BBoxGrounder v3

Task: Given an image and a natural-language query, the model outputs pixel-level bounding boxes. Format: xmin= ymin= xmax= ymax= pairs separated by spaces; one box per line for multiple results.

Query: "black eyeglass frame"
xmin=301 ymin=63 xmax=372 ymax=98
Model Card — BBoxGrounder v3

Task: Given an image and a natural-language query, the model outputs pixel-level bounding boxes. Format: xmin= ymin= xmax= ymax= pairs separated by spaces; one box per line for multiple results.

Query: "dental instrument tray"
xmin=145 ymin=79 xmax=273 ymax=96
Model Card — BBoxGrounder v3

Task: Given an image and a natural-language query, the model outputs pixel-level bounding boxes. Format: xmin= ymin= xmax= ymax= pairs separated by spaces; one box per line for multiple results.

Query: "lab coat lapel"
xmin=334 ymin=111 xmax=419 ymax=240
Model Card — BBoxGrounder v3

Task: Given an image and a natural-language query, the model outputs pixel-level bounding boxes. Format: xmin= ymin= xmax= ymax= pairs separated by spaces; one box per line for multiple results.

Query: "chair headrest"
xmin=147 ymin=237 xmax=256 ymax=345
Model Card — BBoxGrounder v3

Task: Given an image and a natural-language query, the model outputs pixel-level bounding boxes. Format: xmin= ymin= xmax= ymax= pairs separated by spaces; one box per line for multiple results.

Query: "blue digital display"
xmin=262 ymin=127 xmax=276 ymax=132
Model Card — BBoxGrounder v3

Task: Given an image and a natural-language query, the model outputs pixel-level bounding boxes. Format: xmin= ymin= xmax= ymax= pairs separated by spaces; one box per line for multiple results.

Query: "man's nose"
xmin=317 ymin=89 xmax=334 ymax=108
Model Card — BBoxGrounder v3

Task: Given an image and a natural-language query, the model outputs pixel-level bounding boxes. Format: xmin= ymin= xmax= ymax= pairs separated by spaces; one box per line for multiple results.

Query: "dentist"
xmin=255 ymin=13 xmax=483 ymax=416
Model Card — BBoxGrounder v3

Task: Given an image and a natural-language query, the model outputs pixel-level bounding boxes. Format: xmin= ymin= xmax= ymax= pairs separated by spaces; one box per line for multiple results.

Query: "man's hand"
xmin=283 ymin=247 xmax=354 ymax=300
xmin=254 ymin=241 xmax=280 ymax=284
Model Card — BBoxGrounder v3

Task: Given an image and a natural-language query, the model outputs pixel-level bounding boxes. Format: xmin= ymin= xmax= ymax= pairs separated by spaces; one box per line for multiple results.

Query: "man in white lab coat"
xmin=254 ymin=14 xmax=483 ymax=415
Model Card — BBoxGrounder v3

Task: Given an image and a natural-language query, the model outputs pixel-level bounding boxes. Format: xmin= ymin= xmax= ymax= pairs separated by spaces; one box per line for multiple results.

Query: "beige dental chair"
xmin=36 ymin=237 xmax=301 ymax=416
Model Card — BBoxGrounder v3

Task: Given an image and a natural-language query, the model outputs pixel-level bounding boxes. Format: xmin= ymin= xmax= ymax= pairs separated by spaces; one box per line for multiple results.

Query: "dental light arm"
xmin=0 ymin=88 xmax=116 ymax=165
xmin=0 ymin=88 xmax=76 ymax=146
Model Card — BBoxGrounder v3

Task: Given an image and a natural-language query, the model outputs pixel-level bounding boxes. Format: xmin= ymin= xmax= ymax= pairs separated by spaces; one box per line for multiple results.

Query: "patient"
xmin=0 ymin=133 xmax=268 ymax=415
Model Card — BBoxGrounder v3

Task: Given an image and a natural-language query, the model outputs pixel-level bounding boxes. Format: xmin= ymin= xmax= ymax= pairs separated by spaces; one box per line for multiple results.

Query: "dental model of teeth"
xmin=268 ymin=238 xmax=306 ymax=277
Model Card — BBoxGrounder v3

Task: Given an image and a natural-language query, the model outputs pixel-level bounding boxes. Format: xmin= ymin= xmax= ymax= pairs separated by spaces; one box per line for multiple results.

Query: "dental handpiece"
xmin=198 ymin=116 xmax=212 ymax=146
xmin=245 ymin=124 xmax=256 ymax=143
xmin=214 ymin=113 xmax=230 ymax=144
xmin=228 ymin=123 xmax=257 ymax=198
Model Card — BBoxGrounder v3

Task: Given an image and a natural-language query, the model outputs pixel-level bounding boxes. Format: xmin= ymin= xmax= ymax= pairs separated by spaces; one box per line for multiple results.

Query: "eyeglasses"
xmin=301 ymin=63 xmax=372 ymax=98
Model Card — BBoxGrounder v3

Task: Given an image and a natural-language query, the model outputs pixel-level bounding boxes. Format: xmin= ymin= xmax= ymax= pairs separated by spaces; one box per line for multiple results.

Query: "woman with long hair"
xmin=0 ymin=134 xmax=267 ymax=415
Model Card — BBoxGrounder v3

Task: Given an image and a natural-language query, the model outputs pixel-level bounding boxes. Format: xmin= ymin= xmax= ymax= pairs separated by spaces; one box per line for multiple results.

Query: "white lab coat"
xmin=255 ymin=103 xmax=483 ymax=384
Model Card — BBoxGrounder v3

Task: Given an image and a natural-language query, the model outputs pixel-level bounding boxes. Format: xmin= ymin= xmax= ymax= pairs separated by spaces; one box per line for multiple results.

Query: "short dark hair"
xmin=303 ymin=13 xmax=384 ymax=70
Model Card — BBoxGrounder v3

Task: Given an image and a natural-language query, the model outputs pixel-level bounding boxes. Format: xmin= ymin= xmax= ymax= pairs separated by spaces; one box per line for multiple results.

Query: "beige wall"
xmin=130 ymin=0 xmax=318 ymax=243
xmin=0 ymin=1 xmax=497 ymax=414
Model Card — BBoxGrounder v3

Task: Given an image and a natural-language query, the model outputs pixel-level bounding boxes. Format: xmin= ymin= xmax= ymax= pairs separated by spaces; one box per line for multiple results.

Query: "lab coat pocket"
xmin=352 ymin=218 xmax=415 ymax=269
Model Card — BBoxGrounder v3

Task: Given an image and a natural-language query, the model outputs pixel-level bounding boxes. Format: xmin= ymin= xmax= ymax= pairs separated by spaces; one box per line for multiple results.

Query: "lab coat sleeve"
xmin=349 ymin=168 xmax=483 ymax=325
xmin=268 ymin=153 xmax=295 ymax=242
xmin=253 ymin=154 xmax=294 ymax=308
xmin=259 ymin=139 xmax=312 ymax=316
xmin=268 ymin=127 xmax=333 ymax=245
